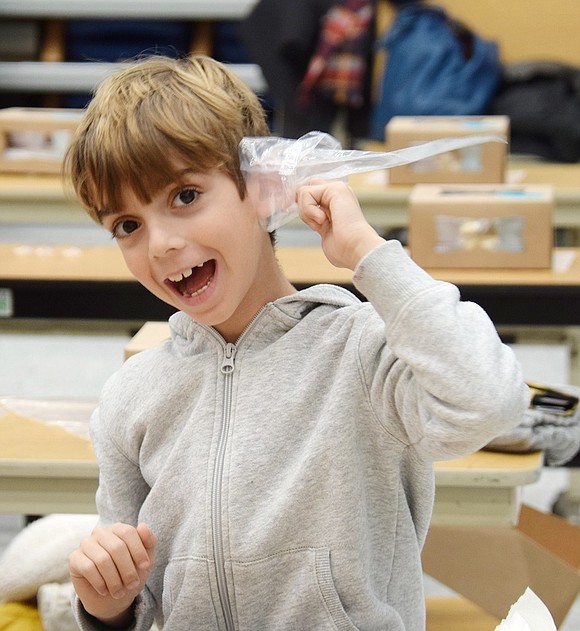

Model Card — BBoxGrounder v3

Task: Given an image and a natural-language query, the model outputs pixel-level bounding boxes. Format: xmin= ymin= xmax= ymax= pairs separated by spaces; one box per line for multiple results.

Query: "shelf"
xmin=0 ymin=0 xmax=258 ymax=20
xmin=0 ymin=61 xmax=267 ymax=94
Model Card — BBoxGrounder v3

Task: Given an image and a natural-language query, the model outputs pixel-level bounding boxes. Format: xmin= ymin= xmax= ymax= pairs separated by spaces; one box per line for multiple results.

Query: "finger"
xmin=69 ymin=546 xmax=110 ymax=597
xmin=108 ymin=523 xmax=153 ymax=581
xmin=136 ymin=523 xmax=157 ymax=569
xmin=296 ymin=189 xmax=329 ymax=229
xmin=71 ymin=536 xmax=130 ymax=598
xmin=80 ymin=525 xmax=143 ymax=596
xmin=297 ymin=181 xmax=356 ymax=218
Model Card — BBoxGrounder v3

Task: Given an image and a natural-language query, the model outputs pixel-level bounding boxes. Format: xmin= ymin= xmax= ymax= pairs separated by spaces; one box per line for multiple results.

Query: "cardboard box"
xmin=408 ymin=184 xmax=553 ymax=269
xmin=385 ymin=115 xmax=509 ymax=184
xmin=422 ymin=504 xmax=580 ymax=628
xmin=0 ymin=107 xmax=83 ymax=174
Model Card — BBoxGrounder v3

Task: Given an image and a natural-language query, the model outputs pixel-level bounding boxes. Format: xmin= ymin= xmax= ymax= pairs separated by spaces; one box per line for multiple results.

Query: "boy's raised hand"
xmin=296 ymin=180 xmax=385 ymax=271
xmin=68 ymin=522 xmax=156 ymax=627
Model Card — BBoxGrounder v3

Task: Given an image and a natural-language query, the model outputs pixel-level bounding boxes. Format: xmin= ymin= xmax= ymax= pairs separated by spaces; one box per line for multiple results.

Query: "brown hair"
xmin=65 ymin=54 xmax=270 ymax=223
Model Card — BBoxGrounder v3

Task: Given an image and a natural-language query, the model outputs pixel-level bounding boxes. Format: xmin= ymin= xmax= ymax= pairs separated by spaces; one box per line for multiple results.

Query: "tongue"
xmin=180 ymin=260 xmax=215 ymax=295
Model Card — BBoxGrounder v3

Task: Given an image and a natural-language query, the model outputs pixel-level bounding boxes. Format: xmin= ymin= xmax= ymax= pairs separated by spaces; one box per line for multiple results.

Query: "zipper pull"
xmin=221 ymin=343 xmax=237 ymax=374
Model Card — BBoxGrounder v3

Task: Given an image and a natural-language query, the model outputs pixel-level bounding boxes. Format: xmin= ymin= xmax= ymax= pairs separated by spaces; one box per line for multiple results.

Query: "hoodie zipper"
xmin=209 ymin=309 xmax=266 ymax=630
xmin=212 ymin=341 xmax=237 ymax=631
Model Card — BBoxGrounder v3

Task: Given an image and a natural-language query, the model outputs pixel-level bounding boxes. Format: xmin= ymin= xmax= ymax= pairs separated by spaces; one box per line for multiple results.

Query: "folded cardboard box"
xmin=422 ymin=504 xmax=580 ymax=628
xmin=385 ymin=115 xmax=509 ymax=184
xmin=0 ymin=107 xmax=83 ymax=174
xmin=409 ymin=184 xmax=553 ymax=269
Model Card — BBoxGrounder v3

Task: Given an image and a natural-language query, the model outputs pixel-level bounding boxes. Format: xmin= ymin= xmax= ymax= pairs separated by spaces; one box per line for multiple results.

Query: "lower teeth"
xmin=183 ymin=275 xmax=213 ymax=298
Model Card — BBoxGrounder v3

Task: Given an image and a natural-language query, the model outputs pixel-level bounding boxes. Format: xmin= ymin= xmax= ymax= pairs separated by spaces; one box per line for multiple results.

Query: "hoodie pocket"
xmin=162 ymin=556 xmax=219 ymax=628
xmin=232 ymin=546 xmax=359 ymax=631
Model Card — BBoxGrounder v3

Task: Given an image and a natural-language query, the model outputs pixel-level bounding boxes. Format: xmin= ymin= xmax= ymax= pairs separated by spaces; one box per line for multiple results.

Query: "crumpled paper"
xmin=495 ymin=588 xmax=557 ymax=631
xmin=239 ymin=130 xmax=506 ymax=232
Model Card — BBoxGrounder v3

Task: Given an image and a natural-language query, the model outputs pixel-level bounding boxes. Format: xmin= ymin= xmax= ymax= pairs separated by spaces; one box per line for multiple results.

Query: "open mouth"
xmin=166 ymin=260 xmax=216 ymax=298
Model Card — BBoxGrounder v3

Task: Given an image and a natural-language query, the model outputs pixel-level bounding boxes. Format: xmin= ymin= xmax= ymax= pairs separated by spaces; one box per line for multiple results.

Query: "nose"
xmin=148 ymin=219 xmax=187 ymax=259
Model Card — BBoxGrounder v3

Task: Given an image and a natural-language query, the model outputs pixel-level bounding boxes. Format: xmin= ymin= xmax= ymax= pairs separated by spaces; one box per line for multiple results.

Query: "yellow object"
xmin=0 ymin=602 xmax=43 ymax=631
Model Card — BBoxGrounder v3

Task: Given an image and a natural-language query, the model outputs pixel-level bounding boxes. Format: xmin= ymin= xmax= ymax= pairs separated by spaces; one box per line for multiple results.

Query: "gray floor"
xmin=1 ymin=306 xmax=579 ymax=627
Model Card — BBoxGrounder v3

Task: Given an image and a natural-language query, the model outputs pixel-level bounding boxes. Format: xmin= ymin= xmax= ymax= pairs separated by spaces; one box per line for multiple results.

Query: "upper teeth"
xmin=168 ymin=263 xmax=203 ymax=283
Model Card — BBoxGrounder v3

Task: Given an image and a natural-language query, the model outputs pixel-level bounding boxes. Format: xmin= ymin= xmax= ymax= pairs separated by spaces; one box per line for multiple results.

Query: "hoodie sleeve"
xmin=352 ymin=239 xmax=530 ymax=461
xmin=72 ymin=403 xmax=156 ymax=631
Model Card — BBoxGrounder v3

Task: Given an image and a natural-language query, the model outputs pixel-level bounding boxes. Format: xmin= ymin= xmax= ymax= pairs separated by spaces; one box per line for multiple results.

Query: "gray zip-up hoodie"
xmin=76 ymin=241 xmax=528 ymax=630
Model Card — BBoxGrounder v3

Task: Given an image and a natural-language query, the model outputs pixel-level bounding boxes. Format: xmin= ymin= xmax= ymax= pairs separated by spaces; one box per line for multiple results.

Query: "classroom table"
xmin=1 ymin=161 xmax=580 ymax=227
xmin=2 ymin=242 xmax=580 ymax=327
xmin=0 ymin=396 xmax=543 ymax=527
xmin=0 ymin=399 xmax=98 ymax=515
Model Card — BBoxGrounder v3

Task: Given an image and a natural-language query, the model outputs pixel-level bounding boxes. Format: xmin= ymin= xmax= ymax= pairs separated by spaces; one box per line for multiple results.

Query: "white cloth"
xmin=0 ymin=514 xmax=98 ymax=604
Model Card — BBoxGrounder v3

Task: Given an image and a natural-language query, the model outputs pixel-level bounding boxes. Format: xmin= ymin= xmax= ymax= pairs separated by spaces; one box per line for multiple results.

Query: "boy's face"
xmin=99 ymin=164 xmax=290 ymax=341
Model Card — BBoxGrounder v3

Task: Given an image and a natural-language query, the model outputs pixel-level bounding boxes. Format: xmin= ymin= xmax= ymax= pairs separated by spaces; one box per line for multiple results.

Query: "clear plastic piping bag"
xmin=239 ymin=130 xmax=507 ymax=232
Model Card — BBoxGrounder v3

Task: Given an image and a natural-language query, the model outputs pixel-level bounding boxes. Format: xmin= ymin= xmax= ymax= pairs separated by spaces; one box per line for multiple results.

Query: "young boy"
xmin=66 ymin=55 xmax=528 ymax=630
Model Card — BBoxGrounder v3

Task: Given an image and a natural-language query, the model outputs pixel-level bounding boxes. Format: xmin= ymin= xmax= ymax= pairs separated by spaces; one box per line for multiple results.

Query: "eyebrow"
xmin=95 ymin=207 xmax=116 ymax=223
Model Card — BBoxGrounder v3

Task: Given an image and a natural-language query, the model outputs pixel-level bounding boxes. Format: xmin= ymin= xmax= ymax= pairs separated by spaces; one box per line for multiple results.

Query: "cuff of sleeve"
xmin=73 ymin=591 xmax=154 ymax=631
xmin=73 ymin=597 xmax=134 ymax=631
xmin=353 ymin=240 xmax=439 ymax=308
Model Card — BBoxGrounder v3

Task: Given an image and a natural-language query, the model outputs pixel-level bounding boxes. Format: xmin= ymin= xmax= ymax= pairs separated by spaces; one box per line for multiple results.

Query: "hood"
xmin=167 ymin=283 xmax=362 ymax=348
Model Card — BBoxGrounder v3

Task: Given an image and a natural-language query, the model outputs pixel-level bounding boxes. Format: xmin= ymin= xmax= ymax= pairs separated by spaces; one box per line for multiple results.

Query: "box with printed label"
xmin=408 ymin=184 xmax=553 ymax=269
xmin=385 ymin=115 xmax=509 ymax=184
xmin=0 ymin=107 xmax=83 ymax=174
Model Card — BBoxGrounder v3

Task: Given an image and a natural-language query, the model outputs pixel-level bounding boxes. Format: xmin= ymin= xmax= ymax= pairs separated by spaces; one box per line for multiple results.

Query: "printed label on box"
xmin=435 ymin=215 xmax=525 ymax=253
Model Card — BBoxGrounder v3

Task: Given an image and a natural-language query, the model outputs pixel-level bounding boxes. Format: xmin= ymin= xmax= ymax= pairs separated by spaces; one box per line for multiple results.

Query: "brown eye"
xmin=174 ymin=188 xmax=198 ymax=207
xmin=113 ymin=219 xmax=140 ymax=238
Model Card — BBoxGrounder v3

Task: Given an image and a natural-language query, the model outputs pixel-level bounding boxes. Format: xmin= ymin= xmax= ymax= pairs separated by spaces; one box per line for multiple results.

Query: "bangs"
xmin=65 ymin=55 xmax=268 ymax=222
xmin=82 ymin=118 xmax=226 ymax=219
